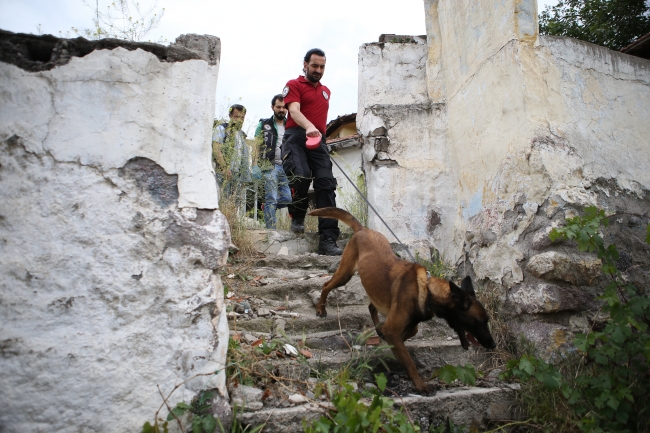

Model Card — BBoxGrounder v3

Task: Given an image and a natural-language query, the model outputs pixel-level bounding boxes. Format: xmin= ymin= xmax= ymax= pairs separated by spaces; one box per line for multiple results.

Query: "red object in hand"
xmin=306 ymin=135 xmax=321 ymax=149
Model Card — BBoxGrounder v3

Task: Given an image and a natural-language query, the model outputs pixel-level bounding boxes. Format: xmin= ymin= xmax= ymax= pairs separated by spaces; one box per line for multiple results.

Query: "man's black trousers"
xmin=281 ymin=127 xmax=340 ymax=241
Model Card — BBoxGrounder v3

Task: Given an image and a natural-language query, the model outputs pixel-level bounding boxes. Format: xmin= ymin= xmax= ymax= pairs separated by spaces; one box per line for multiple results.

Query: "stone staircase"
xmin=223 ymin=230 xmax=517 ymax=432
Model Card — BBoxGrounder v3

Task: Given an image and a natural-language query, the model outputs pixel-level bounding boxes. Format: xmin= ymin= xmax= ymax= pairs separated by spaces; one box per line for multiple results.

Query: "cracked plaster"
xmin=1 ymin=43 xmax=220 ymax=209
xmin=358 ymin=0 xmax=650 ymax=307
xmin=0 ymin=33 xmax=229 ymax=433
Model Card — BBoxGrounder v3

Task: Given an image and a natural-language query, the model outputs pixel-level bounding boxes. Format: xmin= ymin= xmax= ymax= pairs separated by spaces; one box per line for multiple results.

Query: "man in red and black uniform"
xmin=281 ymin=48 xmax=342 ymax=255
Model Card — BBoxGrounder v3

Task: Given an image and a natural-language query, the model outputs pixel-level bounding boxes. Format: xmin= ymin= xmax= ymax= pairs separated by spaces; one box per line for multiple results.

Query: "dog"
xmin=308 ymin=207 xmax=496 ymax=393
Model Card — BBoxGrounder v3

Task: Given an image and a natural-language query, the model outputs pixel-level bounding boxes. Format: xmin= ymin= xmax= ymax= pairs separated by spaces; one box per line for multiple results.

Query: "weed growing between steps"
xmin=304 ymin=373 xmax=420 ymax=433
xmin=494 ymin=207 xmax=650 ymax=433
xmin=473 ymin=283 xmax=514 ymax=372
xmin=141 ymin=372 xmax=225 ymax=433
xmin=220 ymin=193 xmax=257 ymax=256
xmin=415 ymin=250 xmax=456 ymax=280
xmin=225 ymin=329 xmax=395 ymax=409
xmin=304 ymin=367 xmax=483 ymax=433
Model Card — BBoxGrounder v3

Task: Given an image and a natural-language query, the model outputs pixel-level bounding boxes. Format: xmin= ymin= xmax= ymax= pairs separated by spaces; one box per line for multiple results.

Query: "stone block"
xmin=230 ymin=385 xmax=264 ymax=404
xmin=170 ymin=33 xmax=221 ymax=65
xmin=531 ymin=226 xmax=554 ymax=250
xmin=374 ymin=137 xmax=390 ymax=152
xmin=369 ymin=126 xmax=387 ymax=136
xmin=507 ymin=283 xmax=597 ymax=314
xmin=308 ymin=276 xmax=367 ymax=307
xmin=526 ymin=252 xmax=601 ymax=286
xmin=508 ymin=321 xmax=574 ymax=360
xmin=250 ymin=230 xmax=318 ymax=255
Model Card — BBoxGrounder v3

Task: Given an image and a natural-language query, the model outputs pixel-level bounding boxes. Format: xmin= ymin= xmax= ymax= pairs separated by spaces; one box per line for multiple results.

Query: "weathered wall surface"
xmin=358 ymin=36 xmax=457 ymax=255
xmin=459 ymin=32 xmax=650 ymax=353
xmin=0 ymin=32 xmax=231 ymax=432
xmin=359 ymin=0 xmax=650 ymax=352
xmin=331 ymin=145 xmax=363 ymax=200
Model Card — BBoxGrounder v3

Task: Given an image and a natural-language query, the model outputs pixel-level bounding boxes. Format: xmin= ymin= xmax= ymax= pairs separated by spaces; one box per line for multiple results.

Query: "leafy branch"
xmin=72 ymin=0 xmax=165 ymax=42
xmin=501 ymin=206 xmax=650 ymax=432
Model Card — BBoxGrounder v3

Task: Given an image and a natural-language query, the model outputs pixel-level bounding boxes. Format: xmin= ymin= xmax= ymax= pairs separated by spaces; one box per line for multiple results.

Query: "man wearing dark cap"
xmin=281 ymin=48 xmax=342 ymax=256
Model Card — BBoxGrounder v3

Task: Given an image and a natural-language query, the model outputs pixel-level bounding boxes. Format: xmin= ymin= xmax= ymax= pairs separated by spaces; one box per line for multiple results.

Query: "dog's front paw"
xmin=423 ymin=385 xmax=436 ymax=396
xmin=316 ymin=306 xmax=328 ymax=318
xmin=413 ymin=382 xmax=435 ymax=396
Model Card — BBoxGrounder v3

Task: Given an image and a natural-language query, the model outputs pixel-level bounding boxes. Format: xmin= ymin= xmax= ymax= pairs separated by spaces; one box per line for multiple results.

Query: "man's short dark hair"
xmin=271 ymin=94 xmax=284 ymax=107
xmin=304 ymin=48 xmax=326 ymax=63
xmin=229 ymin=104 xmax=246 ymax=115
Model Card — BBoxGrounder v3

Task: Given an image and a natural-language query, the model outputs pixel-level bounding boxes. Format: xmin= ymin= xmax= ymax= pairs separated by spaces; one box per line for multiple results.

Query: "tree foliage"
xmin=539 ymin=0 xmax=650 ymax=50
xmin=73 ymin=0 xmax=165 ymax=42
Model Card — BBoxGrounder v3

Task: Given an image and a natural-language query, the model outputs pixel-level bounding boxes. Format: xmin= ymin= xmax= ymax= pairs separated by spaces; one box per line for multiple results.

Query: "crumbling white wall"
xmin=331 ymin=145 xmax=363 ymax=200
xmin=0 ymin=34 xmax=231 ymax=432
xmin=431 ymin=0 xmax=650 ymax=276
xmin=357 ymin=36 xmax=457 ymax=255
xmin=359 ymin=0 xmax=650 ymax=351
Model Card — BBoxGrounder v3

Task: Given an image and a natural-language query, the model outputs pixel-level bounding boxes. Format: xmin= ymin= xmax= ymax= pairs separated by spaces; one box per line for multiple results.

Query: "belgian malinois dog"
xmin=308 ymin=207 xmax=496 ymax=393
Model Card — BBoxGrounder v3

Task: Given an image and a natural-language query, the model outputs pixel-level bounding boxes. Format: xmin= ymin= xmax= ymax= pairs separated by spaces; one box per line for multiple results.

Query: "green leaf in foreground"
xmin=432 ymin=364 xmax=477 ymax=386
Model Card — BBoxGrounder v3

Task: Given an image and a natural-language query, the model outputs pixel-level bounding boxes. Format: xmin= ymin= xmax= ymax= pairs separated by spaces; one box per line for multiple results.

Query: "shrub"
xmin=304 ymin=373 xmax=420 ymax=433
xmin=501 ymin=207 xmax=650 ymax=432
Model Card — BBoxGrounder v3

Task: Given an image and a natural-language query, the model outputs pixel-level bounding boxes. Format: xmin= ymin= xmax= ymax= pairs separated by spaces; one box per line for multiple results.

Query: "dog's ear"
xmin=460 ymin=276 xmax=476 ymax=297
xmin=449 ymin=281 xmax=471 ymax=311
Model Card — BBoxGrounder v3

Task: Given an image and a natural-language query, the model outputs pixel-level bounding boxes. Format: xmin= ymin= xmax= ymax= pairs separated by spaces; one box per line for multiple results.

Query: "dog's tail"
xmin=308 ymin=207 xmax=365 ymax=233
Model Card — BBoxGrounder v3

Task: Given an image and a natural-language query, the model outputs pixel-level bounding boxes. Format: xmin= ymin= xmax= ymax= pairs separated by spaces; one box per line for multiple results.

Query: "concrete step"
xmin=252 ymin=252 xmax=341 ymax=271
xmin=229 ymin=330 xmax=488 ymax=372
xmin=230 ymin=308 xmax=459 ymax=341
xmin=236 ymin=386 xmax=517 ymax=433
xmin=250 ymin=229 xmax=319 ymax=255
xmin=229 ymin=305 xmax=374 ymax=334
xmin=250 ymin=230 xmax=351 ymax=256
xmin=225 ymin=247 xmax=509 ymax=432
xmin=303 ymin=340 xmax=488 ymax=373
xmin=228 ymin=277 xmax=458 ymax=340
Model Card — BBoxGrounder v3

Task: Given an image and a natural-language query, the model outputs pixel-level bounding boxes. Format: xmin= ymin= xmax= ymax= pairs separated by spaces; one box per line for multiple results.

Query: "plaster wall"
xmin=435 ymin=0 xmax=650 ymax=354
xmin=331 ymin=145 xmax=362 ymax=197
xmin=439 ymin=12 xmax=650 ymax=262
xmin=0 ymin=42 xmax=220 ymax=209
xmin=436 ymin=0 xmax=538 ymax=100
xmin=0 ymin=34 xmax=231 ymax=432
xmin=358 ymin=37 xmax=456 ymax=252
xmin=358 ymin=0 xmax=650 ymax=350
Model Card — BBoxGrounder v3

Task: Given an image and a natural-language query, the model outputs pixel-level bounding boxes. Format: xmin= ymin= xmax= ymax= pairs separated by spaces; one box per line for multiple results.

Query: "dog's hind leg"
xmin=368 ymin=304 xmax=384 ymax=339
xmin=315 ymin=239 xmax=359 ymax=318
xmin=402 ymin=325 xmax=418 ymax=341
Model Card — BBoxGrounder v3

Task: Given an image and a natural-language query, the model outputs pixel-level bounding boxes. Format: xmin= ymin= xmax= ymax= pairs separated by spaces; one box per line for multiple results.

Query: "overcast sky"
xmin=0 ymin=0 xmax=558 ymax=134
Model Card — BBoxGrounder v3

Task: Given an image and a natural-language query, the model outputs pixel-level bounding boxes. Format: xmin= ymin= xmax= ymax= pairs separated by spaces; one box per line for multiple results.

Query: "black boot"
xmin=291 ymin=217 xmax=305 ymax=234
xmin=318 ymin=235 xmax=343 ymax=256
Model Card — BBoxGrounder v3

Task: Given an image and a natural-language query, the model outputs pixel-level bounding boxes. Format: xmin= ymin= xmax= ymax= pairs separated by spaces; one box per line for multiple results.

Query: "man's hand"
xmin=305 ymin=125 xmax=321 ymax=138
xmin=287 ymin=102 xmax=321 ymax=138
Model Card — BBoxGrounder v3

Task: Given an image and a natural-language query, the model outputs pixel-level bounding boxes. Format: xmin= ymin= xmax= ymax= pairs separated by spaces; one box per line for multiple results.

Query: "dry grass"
xmin=275 ymin=207 xmax=291 ymax=231
xmin=304 ymin=203 xmax=319 ymax=233
xmin=220 ymin=193 xmax=257 ymax=256
xmin=475 ymin=282 xmax=517 ymax=371
xmin=275 ymin=204 xmax=318 ymax=233
xmin=336 ymin=169 xmax=368 ymax=235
